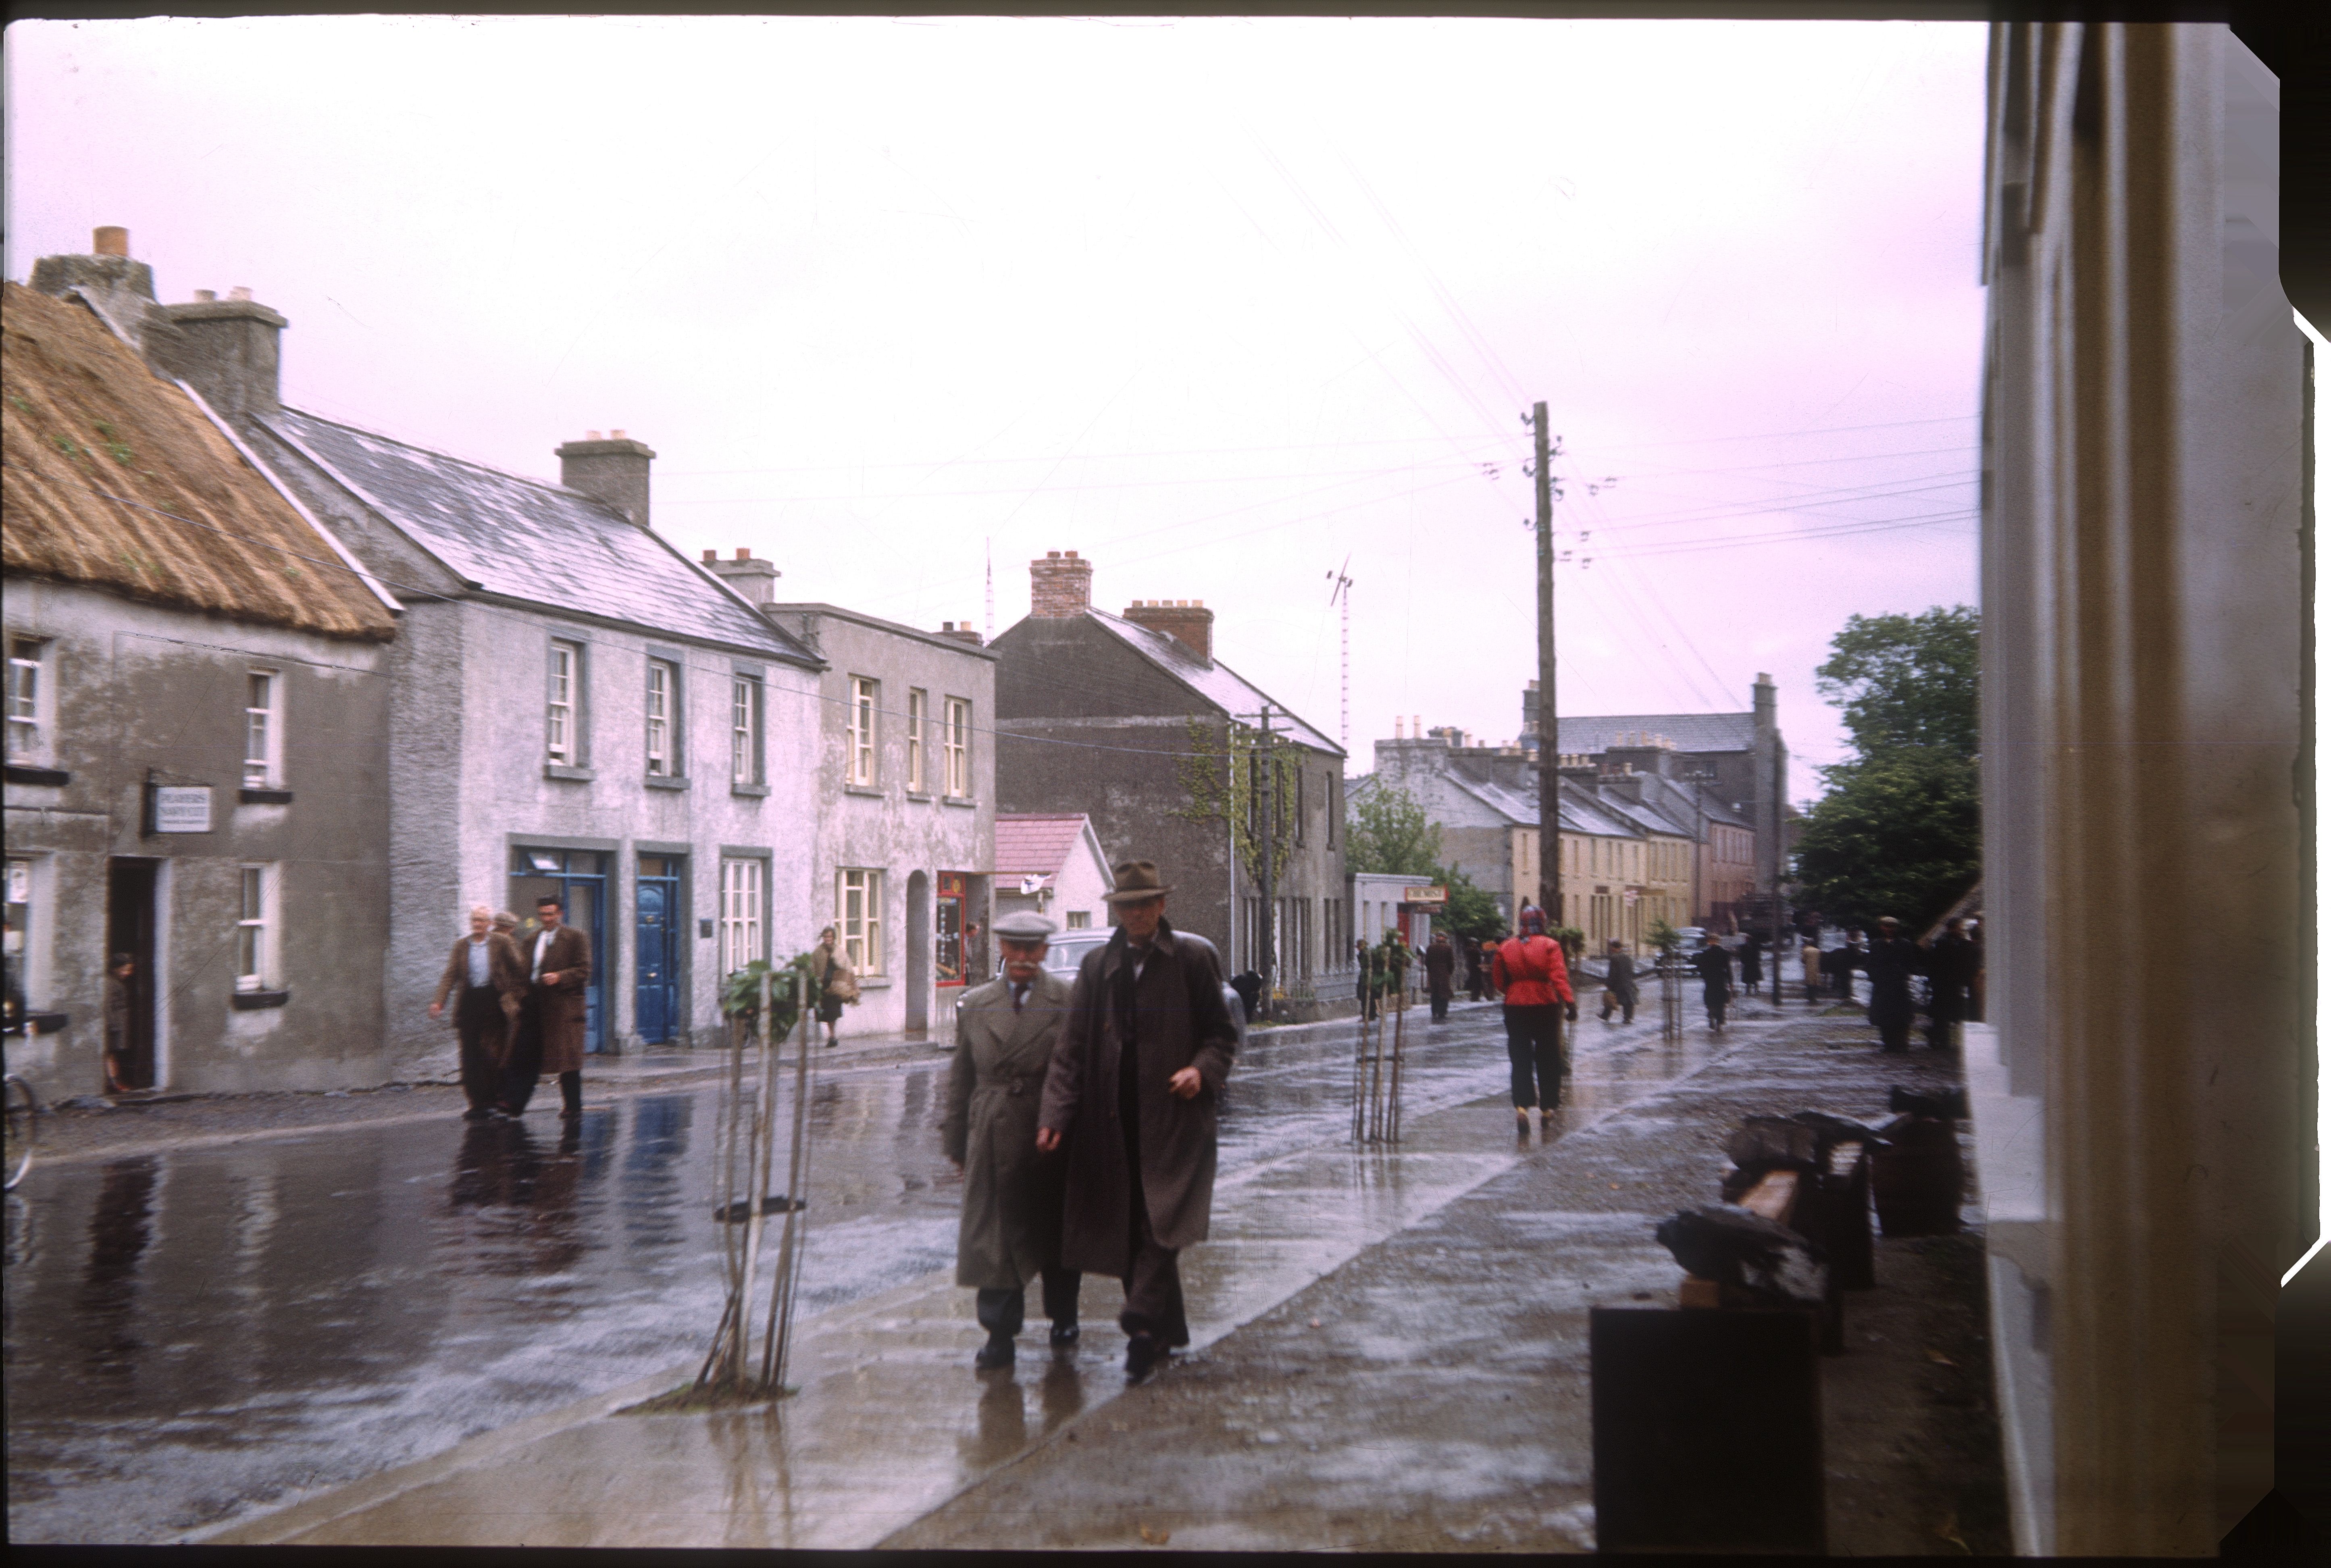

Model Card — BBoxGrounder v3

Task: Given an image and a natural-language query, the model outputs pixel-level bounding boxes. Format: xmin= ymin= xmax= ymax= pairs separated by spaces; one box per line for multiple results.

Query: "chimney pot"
xmin=735 ymin=547 xmax=750 ymax=560
xmin=93 ymin=226 xmax=129 ymax=257
xmin=193 ymin=289 xmax=217 ymax=303
xmin=1065 ymin=550 xmax=1078 ymax=559
xmin=1047 ymin=550 xmax=1061 ymax=559
xmin=587 ymin=430 xmax=603 ymax=440
xmin=228 ymin=285 xmax=252 ymax=302
xmin=702 ymin=549 xmax=718 ymax=563
xmin=611 ymin=428 xmax=626 ymax=439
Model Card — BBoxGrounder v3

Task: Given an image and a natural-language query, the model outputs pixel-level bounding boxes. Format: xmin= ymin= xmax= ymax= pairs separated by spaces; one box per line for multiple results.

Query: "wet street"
xmin=4 ymin=999 xmax=1732 ymax=1545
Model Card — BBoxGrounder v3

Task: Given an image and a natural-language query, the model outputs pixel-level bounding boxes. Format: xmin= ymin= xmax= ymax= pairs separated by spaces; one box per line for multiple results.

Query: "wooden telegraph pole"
xmin=1530 ymin=402 xmax=1561 ymax=930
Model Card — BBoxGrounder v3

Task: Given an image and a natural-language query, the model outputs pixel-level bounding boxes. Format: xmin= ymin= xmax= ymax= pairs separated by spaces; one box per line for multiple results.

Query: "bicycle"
xmin=4 ymin=1070 xmax=34 ymax=1190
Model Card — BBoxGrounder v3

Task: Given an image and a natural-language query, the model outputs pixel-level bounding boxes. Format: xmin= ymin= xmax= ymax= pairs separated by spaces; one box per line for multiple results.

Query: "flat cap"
xmin=993 ymin=910 xmax=1060 ymax=941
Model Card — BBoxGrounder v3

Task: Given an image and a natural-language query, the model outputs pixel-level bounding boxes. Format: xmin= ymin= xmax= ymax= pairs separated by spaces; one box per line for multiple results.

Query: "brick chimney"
xmin=1030 ymin=550 xmax=1093 ymax=618
xmin=1122 ymin=598 xmax=1214 ymax=663
xmin=703 ymin=545 xmax=779 ymax=606
xmin=937 ymin=621 xmax=984 ymax=646
xmin=558 ymin=430 xmax=656 ymax=529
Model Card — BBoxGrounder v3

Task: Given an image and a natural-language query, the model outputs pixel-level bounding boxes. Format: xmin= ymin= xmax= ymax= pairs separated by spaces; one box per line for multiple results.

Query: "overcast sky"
xmin=6 ymin=15 xmax=1988 ymax=802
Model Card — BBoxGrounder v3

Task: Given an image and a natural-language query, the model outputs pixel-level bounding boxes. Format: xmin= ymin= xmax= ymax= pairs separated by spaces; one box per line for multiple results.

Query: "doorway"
xmin=904 ymin=870 xmax=930 ymax=1036
xmin=634 ymin=855 xmax=684 ymax=1045
xmin=509 ymin=848 xmax=610 ymax=1053
xmin=104 ymin=859 xmax=159 ymax=1090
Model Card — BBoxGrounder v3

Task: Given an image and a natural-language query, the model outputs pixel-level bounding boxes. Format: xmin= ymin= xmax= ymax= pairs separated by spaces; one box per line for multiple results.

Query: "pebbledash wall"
xmin=355 ymin=590 xmax=821 ymax=1073
xmin=2 ymin=579 xmax=392 ymax=1098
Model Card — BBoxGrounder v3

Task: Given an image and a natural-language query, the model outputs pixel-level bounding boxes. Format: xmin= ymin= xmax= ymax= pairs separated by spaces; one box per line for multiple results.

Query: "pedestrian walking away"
xmin=1038 ymin=861 xmax=1238 ymax=1383
xmin=1492 ymin=904 xmax=1574 ymax=1134
xmin=1598 ymin=938 xmax=1638 ymax=1024
xmin=1922 ymin=916 xmax=1976 ymax=1050
xmin=1863 ymin=915 xmax=1923 ymax=1053
xmin=1423 ymin=932 xmax=1457 ymax=1022
xmin=943 ymin=910 xmax=1082 ymax=1371
xmin=1692 ymin=933 xmax=1735 ymax=1031
xmin=1800 ymin=932 xmax=1825 ymax=1006
xmin=429 ymin=904 xmax=528 ymax=1119
xmin=502 ymin=893 xmax=591 ymax=1119
xmin=1464 ymin=937 xmax=1487 ymax=1002
xmin=1739 ymin=930 xmax=1765 ymax=997
xmin=1353 ymin=937 xmax=1377 ymax=1022
xmin=810 ymin=925 xmax=855 ymax=1046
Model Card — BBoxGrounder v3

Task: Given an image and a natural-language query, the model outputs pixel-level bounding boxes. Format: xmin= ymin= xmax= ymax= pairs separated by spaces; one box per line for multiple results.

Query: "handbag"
xmin=826 ymin=959 xmax=861 ymax=1005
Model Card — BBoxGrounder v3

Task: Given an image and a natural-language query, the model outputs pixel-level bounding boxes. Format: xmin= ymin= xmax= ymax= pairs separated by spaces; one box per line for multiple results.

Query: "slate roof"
xmin=1552 ymin=712 xmax=1758 ymax=754
xmin=2 ymin=283 xmax=397 ymax=641
xmin=1436 ymin=770 xmax=1648 ymax=840
xmin=994 ymin=814 xmax=1098 ymax=881
xmin=1596 ymin=790 xmax=1700 ymax=839
xmin=262 ymin=407 xmax=817 ymax=665
xmin=1086 ymin=609 xmax=1340 ymax=756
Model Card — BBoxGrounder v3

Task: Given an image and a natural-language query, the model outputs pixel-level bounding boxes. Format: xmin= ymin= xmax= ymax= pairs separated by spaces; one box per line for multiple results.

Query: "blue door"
xmin=635 ymin=858 xmax=682 ymax=1045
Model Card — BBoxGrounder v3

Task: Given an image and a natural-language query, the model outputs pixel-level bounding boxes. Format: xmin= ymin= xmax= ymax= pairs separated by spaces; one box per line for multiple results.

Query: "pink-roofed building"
xmin=992 ymin=813 xmax=1114 ymax=934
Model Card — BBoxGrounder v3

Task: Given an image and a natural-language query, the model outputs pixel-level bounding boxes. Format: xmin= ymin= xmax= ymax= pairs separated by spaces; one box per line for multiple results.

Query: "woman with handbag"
xmin=811 ymin=925 xmax=857 ymax=1046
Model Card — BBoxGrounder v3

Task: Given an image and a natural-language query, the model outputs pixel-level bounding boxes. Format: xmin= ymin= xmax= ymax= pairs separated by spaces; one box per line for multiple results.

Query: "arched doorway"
xmin=905 ymin=870 xmax=930 ymax=1036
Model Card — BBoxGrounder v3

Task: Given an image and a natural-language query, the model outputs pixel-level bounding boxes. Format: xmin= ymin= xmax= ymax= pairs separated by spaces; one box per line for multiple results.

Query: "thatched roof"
xmin=2 ymin=282 xmax=396 ymax=642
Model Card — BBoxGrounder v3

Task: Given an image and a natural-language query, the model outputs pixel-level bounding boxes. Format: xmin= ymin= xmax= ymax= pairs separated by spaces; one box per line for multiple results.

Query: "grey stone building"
xmin=992 ymin=551 xmax=1347 ymax=993
xmin=721 ymin=564 xmax=999 ymax=1041
xmin=24 ymin=237 xmax=832 ymax=1074
xmin=4 ymin=272 xmax=400 ymax=1099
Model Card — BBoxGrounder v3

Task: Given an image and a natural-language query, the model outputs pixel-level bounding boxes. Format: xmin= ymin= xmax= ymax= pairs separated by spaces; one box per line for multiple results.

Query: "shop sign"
xmin=152 ymin=785 xmax=214 ymax=833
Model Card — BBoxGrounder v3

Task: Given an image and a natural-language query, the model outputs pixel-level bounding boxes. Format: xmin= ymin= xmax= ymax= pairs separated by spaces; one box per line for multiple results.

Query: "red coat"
xmin=1492 ymin=934 xmax=1574 ymax=1007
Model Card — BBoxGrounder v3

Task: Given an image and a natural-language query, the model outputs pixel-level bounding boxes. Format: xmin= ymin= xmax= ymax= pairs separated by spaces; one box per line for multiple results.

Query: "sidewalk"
xmin=197 ymin=997 xmax=2006 ymax=1553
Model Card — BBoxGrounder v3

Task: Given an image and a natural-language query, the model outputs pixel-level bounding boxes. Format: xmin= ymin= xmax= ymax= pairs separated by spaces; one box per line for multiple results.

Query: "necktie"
xmin=1013 ymin=983 xmax=1027 ymax=1012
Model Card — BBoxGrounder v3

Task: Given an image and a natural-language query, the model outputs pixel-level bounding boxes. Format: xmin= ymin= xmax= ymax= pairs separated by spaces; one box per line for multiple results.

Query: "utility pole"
xmin=984 ymin=538 xmax=995 ymax=644
xmin=1259 ymin=704 xmax=1277 ymax=1020
xmin=1326 ymin=558 xmax=1353 ymax=754
xmin=1529 ymin=402 xmax=1561 ymax=930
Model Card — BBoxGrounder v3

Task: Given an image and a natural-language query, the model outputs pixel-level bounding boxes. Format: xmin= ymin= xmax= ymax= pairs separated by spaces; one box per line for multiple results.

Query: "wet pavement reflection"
xmin=6 ymin=1000 xmax=1741 ymax=1544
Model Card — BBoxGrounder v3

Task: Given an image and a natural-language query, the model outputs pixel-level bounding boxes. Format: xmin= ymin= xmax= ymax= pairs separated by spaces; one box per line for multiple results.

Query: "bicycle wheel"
xmin=4 ymin=1074 xmax=33 ymax=1190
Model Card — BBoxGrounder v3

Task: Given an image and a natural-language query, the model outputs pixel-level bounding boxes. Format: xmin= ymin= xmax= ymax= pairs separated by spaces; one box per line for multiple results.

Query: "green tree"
xmin=1170 ymin=716 xmax=1303 ymax=887
xmin=1794 ymin=605 xmax=1983 ymax=931
xmin=1343 ymin=781 xmax=1443 ymax=877
xmin=1815 ymin=605 xmax=1980 ymax=760
xmin=1793 ymin=749 xmax=1981 ymax=933
xmin=1429 ymin=863 xmax=1505 ymax=945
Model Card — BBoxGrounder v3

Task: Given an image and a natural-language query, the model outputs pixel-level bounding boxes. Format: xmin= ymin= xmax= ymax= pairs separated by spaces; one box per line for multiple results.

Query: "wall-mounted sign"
xmin=1623 ymin=889 xmax=1638 ymax=907
xmin=1401 ymin=885 xmax=1447 ymax=907
xmin=152 ymin=785 xmax=214 ymax=834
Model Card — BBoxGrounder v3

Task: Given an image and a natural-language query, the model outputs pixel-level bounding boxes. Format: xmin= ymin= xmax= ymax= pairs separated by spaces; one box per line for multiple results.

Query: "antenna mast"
xmin=1326 ymin=558 xmax=1353 ymax=757
xmin=984 ymin=539 xmax=995 ymax=643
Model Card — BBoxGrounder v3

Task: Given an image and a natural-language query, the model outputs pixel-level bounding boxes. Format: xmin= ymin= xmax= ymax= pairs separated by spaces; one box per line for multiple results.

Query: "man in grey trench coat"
xmin=943 ymin=910 xmax=1082 ymax=1371
xmin=1037 ymin=862 xmax=1238 ymax=1382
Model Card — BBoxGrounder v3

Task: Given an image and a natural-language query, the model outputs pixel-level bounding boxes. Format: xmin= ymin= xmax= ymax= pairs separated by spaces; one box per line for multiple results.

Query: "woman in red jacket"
xmin=1492 ymin=905 xmax=1575 ymax=1134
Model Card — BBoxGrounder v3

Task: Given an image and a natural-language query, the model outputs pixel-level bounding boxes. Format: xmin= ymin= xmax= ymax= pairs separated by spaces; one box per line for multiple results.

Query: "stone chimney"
xmin=28 ymin=227 xmax=181 ymax=365
xmin=703 ymin=546 xmax=779 ymax=606
xmin=937 ymin=621 xmax=984 ymax=646
xmin=558 ymin=431 xmax=656 ymax=529
xmin=150 ymin=273 xmax=288 ymax=419
xmin=1121 ymin=598 xmax=1213 ymax=662
xmin=1030 ymin=550 xmax=1093 ymax=618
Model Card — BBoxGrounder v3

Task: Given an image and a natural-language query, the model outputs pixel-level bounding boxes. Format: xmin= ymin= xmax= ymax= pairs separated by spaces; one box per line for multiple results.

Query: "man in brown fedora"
xmin=1037 ymin=860 xmax=1239 ymax=1381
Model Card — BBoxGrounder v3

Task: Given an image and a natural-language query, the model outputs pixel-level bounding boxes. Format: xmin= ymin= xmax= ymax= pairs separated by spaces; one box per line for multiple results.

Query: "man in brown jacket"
xmin=1036 ymin=862 xmax=1238 ymax=1382
xmin=430 ymin=904 xmax=528 ymax=1120
xmin=502 ymin=893 xmax=591 ymax=1120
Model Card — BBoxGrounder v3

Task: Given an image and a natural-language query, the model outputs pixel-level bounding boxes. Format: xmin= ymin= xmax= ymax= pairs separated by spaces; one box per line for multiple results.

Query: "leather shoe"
xmin=1049 ymin=1322 xmax=1080 ymax=1348
xmin=974 ymin=1339 xmax=1015 ymax=1371
xmin=1124 ymin=1331 xmax=1160 ymax=1381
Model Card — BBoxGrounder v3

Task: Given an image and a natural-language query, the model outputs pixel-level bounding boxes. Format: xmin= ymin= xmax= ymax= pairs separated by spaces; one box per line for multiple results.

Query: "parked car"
xmin=995 ymin=928 xmax=1247 ymax=1048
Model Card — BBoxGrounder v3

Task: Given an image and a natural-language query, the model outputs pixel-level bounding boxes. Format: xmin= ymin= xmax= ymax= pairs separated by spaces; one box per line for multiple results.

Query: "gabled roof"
xmin=1553 ymin=712 xmax=1758 ymax=754
xmin=995 ymin=813 xmax=1105 ymax=882
xmin=1086 ymin=608 xmax=1340 ymax=755
xmin=1596 ymin=789 xmax=1698 ymax=839
xmin=1 ymin=283 xmax=397 ymax=641
xmin=261 ymin=407 xmax=816 ymax=665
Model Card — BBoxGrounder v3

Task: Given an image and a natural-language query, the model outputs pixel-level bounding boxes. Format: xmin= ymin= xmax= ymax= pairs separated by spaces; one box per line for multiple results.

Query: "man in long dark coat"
xmin=502 ymin=893 xmax=591 ymax=1119
xmin=1598 ymin=939 xmax=1638 ymax=1023
xmin=1921 ymin=916 xmax=1976 ymax=1050
xmin=1422 ymin=932 xmax=1457 ymax=1022
xmin=1038 ymin=861 xmax=1238 ymax=1382
xmin=1691 ymin=933 xmax=1735 ymax=1031
xmin=944 ymin=910 xmax=1079 ymax=1370
xmin=1863 ymin=915 xmax=1923 ymax=1053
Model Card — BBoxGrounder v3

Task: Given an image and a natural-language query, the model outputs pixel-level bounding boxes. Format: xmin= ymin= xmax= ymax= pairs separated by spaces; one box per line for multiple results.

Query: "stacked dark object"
xmin=1592 ymin=1092 xmax=1964 ymax=1555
